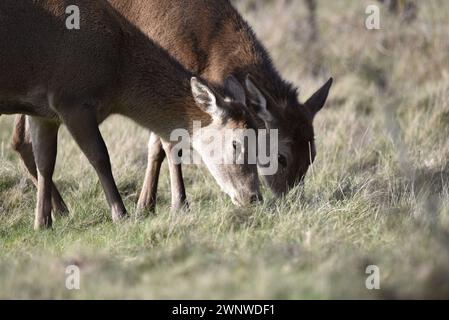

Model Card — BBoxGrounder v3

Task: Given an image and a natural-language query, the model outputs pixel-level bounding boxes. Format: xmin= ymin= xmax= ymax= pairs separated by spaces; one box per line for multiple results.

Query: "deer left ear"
xmin=191 ymin=77 xmax=226 ymax=121
xmin=305 ymin=77 xmax=333 ymax=119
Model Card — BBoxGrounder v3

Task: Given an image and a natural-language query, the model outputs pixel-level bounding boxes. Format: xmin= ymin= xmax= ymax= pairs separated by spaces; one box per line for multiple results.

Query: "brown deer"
xmin=11 ymin=0 xmax=332 ymax=214
xmin=0 ymin=0 xmax=262 ymax=229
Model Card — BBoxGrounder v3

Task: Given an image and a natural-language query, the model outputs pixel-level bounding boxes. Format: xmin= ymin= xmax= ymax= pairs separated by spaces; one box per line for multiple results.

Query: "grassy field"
xmin=0 ymin=0 xmax=448 ymax=299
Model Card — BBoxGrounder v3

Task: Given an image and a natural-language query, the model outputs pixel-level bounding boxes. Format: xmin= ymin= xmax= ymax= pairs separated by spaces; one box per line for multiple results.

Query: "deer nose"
xmin=231 ymin=193 xmax=262 ymax=206
xmin=250 ymin=194 xmax=262 ymax=204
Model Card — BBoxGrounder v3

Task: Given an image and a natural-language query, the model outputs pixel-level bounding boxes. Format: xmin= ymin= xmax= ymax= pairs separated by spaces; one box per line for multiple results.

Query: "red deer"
xmin=11 ymin=0 xmax=332 ymax=214
xmin=0 ymin=0 xmax=262 ymax=229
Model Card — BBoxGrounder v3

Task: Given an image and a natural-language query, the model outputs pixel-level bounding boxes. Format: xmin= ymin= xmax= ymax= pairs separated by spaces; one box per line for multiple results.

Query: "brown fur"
xmin=10 ymin=0 xmax=332 ymax=213
xmin=1 ymin=0 xmax=260 ymax=229
xmin=115 ymin=0 xmax=332 ymax=204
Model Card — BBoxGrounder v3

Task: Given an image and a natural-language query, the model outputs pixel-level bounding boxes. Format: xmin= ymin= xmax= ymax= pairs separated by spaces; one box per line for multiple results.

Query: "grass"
xmin=0 ymin=0 xmax=448 ymax=299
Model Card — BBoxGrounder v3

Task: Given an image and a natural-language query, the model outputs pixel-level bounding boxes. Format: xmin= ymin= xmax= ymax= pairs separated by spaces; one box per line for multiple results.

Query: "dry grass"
xmin=0 ymin=0 xmax=448 ymax=299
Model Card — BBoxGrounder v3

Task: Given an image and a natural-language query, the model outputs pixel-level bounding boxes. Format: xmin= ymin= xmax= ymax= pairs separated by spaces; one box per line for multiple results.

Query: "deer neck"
xmin=116 ymin=30 xmax=212 ymax=141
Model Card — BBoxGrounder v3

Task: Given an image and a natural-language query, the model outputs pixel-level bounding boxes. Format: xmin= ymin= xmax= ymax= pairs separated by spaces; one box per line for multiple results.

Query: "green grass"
xmin=0 ymin=0 xmax=448 ymax=299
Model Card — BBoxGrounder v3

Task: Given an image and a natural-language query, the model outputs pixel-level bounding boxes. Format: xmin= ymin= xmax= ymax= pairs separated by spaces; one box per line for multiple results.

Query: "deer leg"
xmin=28 ymin=117 xmax=59 ymax=230
xmin=59 ymin=105 xmax=127 ymax=222
xmin=11 ymin=115 xmax=69 ymax=216
xmin=161 ymin=140 xmax=189 ymax=212
xmin=136 ymin=133 xmax=166 ymax=214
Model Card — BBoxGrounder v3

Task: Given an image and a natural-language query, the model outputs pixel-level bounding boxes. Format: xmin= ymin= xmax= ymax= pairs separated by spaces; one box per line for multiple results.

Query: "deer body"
xmin=1 ymin=0 xmax=260 ymax=229
xmin=1 ymin=0 xmax=203 ymax=138
xmin=10 ymin=0 xmax=332 ymax=214
xmin=112 ymin=0 xmax=332 ymax=211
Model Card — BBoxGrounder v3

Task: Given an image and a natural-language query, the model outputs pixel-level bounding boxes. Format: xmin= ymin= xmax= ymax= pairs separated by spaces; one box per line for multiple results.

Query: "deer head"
xmin=190 ymin=76 xmax=262 ymax=205
xmin=245 ymin=75 xmax=333 ymax=196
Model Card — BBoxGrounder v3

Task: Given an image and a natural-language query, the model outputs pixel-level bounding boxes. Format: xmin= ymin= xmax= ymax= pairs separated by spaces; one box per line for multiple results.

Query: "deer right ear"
xmin=191 ymin=77 xmax=226 ymax=120
xmin=304 ymin=77 xmax=333 ymax=119
xmin=224 ymin=75 xmax=246 ymax=105
xmin=245 ymin=75 xmax=274 ymax=126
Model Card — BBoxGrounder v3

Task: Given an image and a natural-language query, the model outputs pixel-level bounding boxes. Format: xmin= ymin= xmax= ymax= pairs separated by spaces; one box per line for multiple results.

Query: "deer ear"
xmin=224 ymin=75 xmax=246 ymax=105
xmin=304 ymin=77 xmax=333 ymax=119
xmin=191 ymin=77 xmax=226 ymax=120
xmin=245 ymin=75 xmax=274 ymax=125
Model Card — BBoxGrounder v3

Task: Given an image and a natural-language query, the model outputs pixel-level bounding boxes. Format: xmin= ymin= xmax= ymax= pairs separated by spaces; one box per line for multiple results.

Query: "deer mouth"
xmin=231 ymin=193 xmax=263 ymax=206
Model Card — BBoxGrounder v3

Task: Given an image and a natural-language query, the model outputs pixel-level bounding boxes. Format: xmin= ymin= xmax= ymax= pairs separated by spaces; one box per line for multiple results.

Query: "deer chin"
xmin=230 ymin=196 xmax=241 ymax=206
xmin=230 ymin=193 xmax=262 ymax=207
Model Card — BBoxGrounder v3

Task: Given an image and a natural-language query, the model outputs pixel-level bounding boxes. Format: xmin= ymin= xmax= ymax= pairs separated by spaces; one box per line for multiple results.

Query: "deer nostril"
xmin=250 ymin=194 xmax=262 ymax=204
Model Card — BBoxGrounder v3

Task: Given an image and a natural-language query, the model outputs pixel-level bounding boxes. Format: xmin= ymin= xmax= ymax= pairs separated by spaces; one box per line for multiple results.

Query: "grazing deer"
xmin=11 ymin=0 xmax=332 ymax=214
xmin=1 ymin=0 xmax=262 ymax=229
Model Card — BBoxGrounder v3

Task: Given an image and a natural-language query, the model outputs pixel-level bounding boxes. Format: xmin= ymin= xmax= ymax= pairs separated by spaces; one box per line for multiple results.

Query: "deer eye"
xmin=278 ymin=154 xmax=287 ymax=168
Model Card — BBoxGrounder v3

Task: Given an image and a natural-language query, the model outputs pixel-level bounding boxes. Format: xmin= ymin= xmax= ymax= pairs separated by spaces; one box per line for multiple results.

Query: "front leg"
xmin=58 ymin=104 xmax=127 ymax=222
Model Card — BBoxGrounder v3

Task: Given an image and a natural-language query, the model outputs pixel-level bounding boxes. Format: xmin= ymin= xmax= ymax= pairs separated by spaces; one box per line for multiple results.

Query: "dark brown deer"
xmin=1 ymin=0 xmax=262 ymax=229
xmin=11 ymin=0 xmax=332 ymax=214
